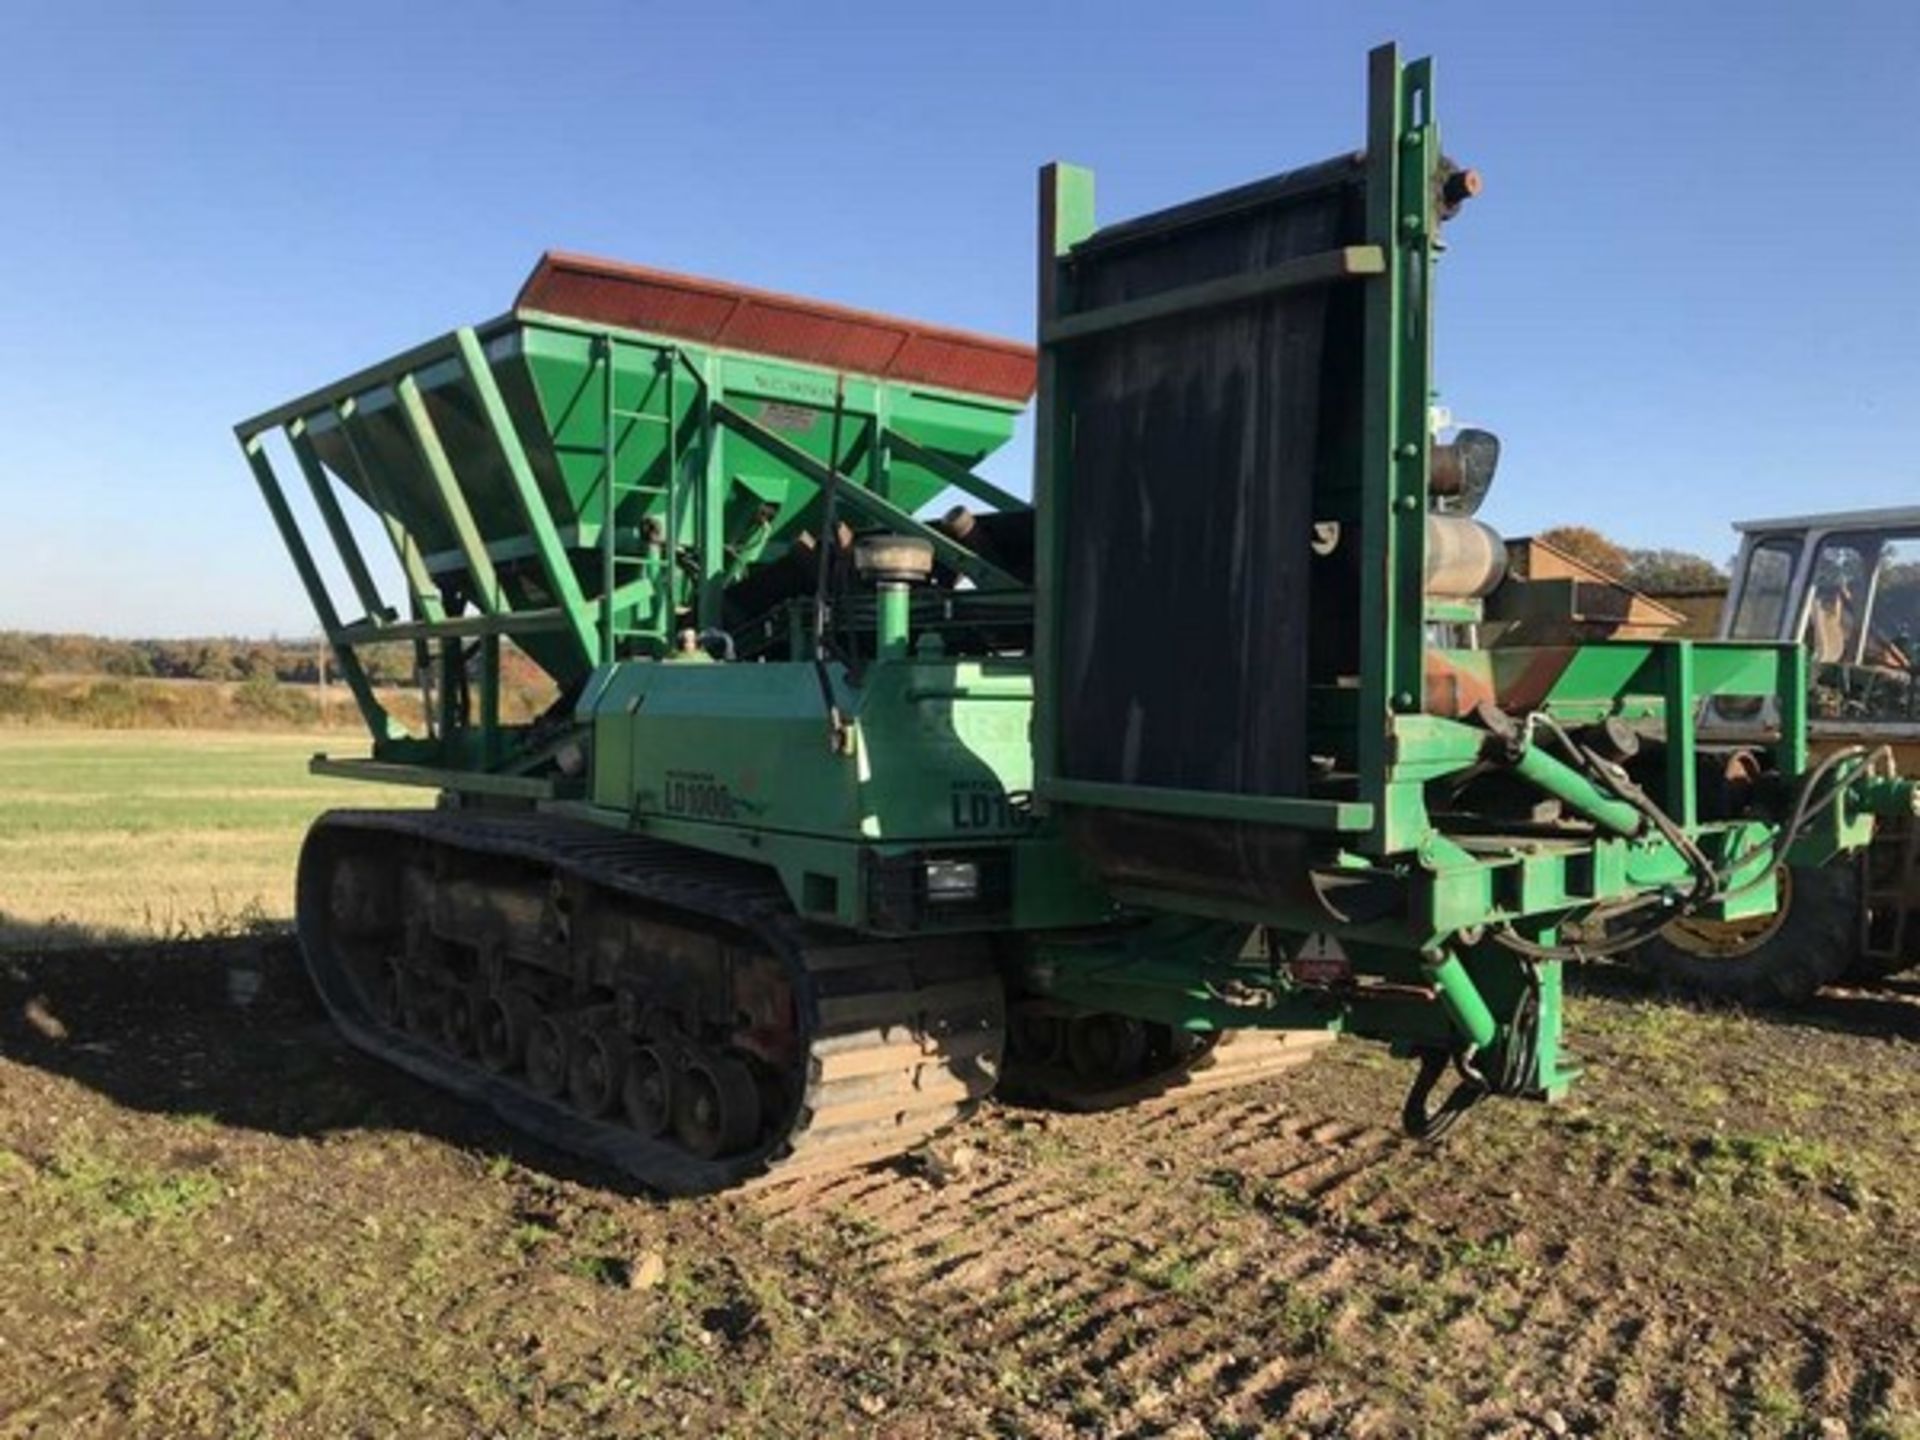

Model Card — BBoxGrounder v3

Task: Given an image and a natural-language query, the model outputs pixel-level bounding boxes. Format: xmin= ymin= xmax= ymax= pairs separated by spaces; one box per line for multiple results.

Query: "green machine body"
xmin=237 ymin=45 xmax=1906 ymax=1190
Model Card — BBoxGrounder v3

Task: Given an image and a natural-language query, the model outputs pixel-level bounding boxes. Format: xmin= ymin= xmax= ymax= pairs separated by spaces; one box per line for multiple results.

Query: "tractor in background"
xmin=1636 ymin=507 xmax=1920 ymax=1004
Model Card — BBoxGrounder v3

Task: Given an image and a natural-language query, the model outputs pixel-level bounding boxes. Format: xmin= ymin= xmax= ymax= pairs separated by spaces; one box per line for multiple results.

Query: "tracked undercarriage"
xmin=298 ymin=810 xmax=1322 ymax=1194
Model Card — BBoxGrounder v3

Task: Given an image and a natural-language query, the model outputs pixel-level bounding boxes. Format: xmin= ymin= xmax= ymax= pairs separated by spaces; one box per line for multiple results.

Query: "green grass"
xmin=0 ymin=729 xmax=412 ymax=946
xmin=43 ymin=1143 xmax=223 ymax=1225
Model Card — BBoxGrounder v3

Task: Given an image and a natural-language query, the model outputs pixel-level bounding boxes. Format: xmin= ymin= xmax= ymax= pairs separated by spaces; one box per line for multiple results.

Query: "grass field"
xmin=0 ymin=729 xmax=411 ymax=947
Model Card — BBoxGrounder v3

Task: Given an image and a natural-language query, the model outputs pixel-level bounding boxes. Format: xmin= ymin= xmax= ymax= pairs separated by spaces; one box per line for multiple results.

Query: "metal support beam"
xmin=600 ymin=336 xmax=620 ymax=655
xmin=336 ymin=607 xmax=573 ymax=645
xmin=480 ymin=633 xmax=501 ymax=765
xmin=1358 ymin=43 xmax=1435 ymax=856
xmin=697 ymin=354 xmax=728 ymax=630
xmin=235 ymin=433 xmax=397 ymax=740
xmin=437 ymin=636 xmax=462 ymax=740
xmin=1032 ymin=161 xmax=1098 ymax=814
xmin=453 ymin=326 xmax=600 ymax=669
xmin=1663 ymin=640 xmax=1699 ymax=828
xmin=237 ymin=327 xmax=479 ymax=437
xmin=310 ymin=755 xmax=557 ymax=798
xmin=713 ymin=402 xmax=1026 ymax=590
xmin=1042 ymin=776 xmax=1374 ymax=833
xmin=1040 ymin=245 xmax=1384 ymax=346
xmin=884 ymin=429 xmax=1029 ymax=514
xmin=285 ymin=418 xmax=387 ymax=622
xmin=395 ymin=373 xmax=503 ymax=614
xmin=1778 ymin=641 xmax=1809 ymax=777
xmin=332 ymin=399 xmax=445 ymax=623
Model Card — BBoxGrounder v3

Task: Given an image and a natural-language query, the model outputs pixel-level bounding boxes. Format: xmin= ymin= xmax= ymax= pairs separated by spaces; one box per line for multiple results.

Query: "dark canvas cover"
xmin=1054 ymin=158 xmax=1367 ymax=904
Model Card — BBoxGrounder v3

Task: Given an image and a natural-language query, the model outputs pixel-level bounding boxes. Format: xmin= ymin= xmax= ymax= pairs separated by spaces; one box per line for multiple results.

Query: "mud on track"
xmin=1 ymin=939 xmax=1916 ymax=1438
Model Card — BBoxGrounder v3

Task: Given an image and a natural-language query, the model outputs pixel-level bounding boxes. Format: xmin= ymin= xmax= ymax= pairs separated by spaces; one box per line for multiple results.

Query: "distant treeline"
xmin=0 ymin=631 xmax=557 ymax=731
xmin=0 ymin=675 xmax=368 ymax=730
xmin=0 ymin=631 xmax=548 ymax=689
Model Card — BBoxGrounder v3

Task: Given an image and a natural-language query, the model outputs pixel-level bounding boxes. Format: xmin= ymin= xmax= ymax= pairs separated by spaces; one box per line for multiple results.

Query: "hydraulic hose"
xmin=1489 ymin=738 xmax=1890 ymax=964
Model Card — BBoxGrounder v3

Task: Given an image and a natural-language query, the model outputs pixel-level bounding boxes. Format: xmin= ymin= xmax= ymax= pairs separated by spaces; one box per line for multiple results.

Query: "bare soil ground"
xmin=1 ymin=939 xmax=1915 ymax=1438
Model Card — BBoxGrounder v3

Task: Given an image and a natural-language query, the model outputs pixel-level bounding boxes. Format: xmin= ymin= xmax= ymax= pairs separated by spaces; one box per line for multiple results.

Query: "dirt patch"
xmin=0 ymin=941 xmax=1915 ymax=1437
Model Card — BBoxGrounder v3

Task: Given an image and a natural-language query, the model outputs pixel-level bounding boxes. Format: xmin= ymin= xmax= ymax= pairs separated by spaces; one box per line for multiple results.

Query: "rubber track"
xmin=296 ymin=809 xmax=1005 ymax=1196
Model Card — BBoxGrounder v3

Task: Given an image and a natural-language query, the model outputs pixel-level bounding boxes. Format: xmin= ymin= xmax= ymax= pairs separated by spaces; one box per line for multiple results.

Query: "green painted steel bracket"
xmin=883 ymin=429 xmax=1028 ymax=514
xmin=1386 ymin=714 xmax=1484 ymax=781
xmin=235 ymin=433 xmax=400 ymax=741
xmin=332 ymin=398 xmax=446 ymax=624
xmin=695 ymin=352 xmax=728 ymax=630
xmin=335 ymin=608 xmax=573 ymax=645
xmin=309 ymin=755 xmax=568 ymax=799
xmin=394 ymin=372 xmax=504 ymax=614
xmin=1663 ymin=638 xmax=1698 ymax=826
xmin=1356 ymin=43 xmax=1436 ymax=858
xmin=711 ymin=401 xmax=1026 ymax=590
xmin=1042 ymin=776 xmax=1374 ymax=833
xmin=1031 ymin=161 xmax=1098 ymax=817
xmin=285 ymin=417 xmax=388 ymax=622
xmin=1777 ymin=641 xmax=1810 ymax=777
xmin=452 ymin=326 xmax=600 ymax=669
xmin=236 ymin=327 xmax=483 ymax=439
xmin=1040 ymin=244 xmax=1385 ymax=346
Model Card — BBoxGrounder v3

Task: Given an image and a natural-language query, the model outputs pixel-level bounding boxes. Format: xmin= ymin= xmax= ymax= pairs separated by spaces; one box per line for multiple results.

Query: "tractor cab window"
xmin=1729 ymin=538 xmax=1799 ymax=640
xmin=1801 ymin=532 xmax=1920 ymax=723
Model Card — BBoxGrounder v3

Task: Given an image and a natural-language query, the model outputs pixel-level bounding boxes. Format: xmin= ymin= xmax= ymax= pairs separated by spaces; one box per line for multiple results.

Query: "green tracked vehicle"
xmin=238 ymin=46 xmax=1911 ymax=1194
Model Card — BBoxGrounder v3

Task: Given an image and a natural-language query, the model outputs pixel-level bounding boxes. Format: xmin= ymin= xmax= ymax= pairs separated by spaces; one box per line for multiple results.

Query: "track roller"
xmin=524 ymin=1013 xmax=572 ymax=1099
xmin=478 ymin=989 xmax=538 ymax=1074
xmin=440 ymin=986 xmax=481 ymax=1059
xmin=568 ymin=1021 xmax=628 ymax=1119
xmin=623 ymin=1046 xmax=673 ymax=1138
xmin=673 ymin=1050 xmax=762 ymax=1159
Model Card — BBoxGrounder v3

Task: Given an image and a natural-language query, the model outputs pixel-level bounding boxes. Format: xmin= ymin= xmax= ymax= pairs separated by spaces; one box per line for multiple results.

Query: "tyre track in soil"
xmin=754 ymin=1081 xmax=1416 ymax=1436
xmin=751 ymin=1064 xmax=1912 ymax=1439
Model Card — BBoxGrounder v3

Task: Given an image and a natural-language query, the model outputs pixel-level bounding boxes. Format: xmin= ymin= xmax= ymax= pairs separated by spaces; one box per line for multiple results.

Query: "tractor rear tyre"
xmin=1634 ymin=864 xmax=1858 ymax=1007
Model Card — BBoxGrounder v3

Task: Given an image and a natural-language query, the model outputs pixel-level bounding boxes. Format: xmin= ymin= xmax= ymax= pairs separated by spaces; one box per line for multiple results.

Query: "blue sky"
xmin=1 ymin=0 xmax=1916 ymax=636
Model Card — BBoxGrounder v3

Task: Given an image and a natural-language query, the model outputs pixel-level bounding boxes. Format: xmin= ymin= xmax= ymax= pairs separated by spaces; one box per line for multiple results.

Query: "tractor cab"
xmin=1721 ymin=507 xmax=1920 ymax=742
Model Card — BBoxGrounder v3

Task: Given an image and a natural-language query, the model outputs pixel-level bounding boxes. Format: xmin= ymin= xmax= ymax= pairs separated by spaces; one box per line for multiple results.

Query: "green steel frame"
xmin=238 ymin=41 xmax=1912 ymax=1135
xmin=1010 ymin=42 xmax=1889 ymax=1104
xmin=234 ymin=310 xmax=1026 ymax=783
xmin=1031 ymin=44 xmax=1813 ymax=875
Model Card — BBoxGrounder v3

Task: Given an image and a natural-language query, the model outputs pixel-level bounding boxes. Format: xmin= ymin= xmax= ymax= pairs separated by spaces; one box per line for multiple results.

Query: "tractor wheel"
xmin=1634 ymin=864 xmax=1858 ymax=1008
